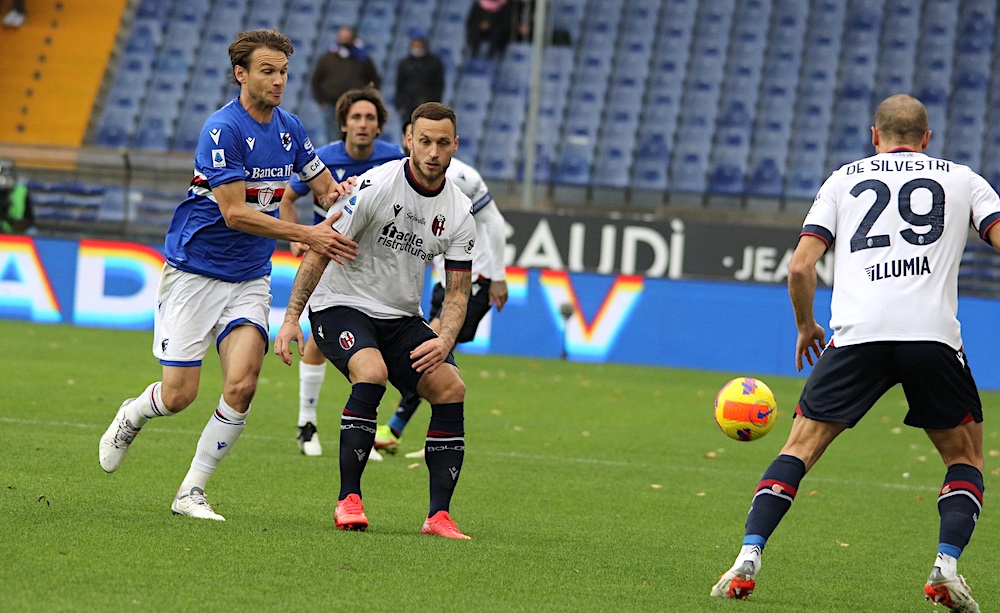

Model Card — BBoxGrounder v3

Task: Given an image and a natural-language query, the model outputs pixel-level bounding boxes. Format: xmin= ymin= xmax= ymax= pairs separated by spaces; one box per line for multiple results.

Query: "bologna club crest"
xmin=432 ymin=214 xmax=446 ymax=236
xmin=339 ymin=330 xmax=355 ymax=350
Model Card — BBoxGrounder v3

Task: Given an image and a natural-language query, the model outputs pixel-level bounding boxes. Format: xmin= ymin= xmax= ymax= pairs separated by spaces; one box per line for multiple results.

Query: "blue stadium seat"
xmin=784 ymin=165 xmax=824 ymax=200
xmin=95 ymin=123 xmax=129 ymax=149
xmin=593 ymin=145 xmax=632 ymax=188
xmin=746 ymin=157 xmax=783 ymax=198
xmin=670 ymin=143 xmax=709 ymax=194
xmin=134 ymin=117 xmax=170 ymax=151
xmin=631 ymin=133 xmax=670 ymax=189
xmin=552 ymin=0 xmax=586 ymax=34
xmin=554 ymin=136 xmax=594 ymax=185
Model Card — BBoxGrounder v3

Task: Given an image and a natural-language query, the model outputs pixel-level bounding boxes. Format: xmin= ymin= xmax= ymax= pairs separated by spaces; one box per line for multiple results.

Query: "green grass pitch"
xmin=1 ymin=319 xmax=997 ymax=612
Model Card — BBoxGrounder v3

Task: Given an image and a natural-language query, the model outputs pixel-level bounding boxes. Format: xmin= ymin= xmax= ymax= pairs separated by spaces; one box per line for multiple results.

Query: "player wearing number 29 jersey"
xmin=712 ymin=95 xmax=1000 ymax=610
xmin=803 ymin=147 xmax=1000 ymax=349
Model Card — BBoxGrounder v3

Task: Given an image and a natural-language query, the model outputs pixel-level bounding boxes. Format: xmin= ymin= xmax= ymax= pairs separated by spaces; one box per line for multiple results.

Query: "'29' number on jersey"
xmin=849 ymin=178 xmax=945 ymax=252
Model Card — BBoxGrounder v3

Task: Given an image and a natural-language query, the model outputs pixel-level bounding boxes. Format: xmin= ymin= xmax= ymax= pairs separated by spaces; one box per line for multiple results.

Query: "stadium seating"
xmin=83 ymin=0 xmax=1000 ymax=212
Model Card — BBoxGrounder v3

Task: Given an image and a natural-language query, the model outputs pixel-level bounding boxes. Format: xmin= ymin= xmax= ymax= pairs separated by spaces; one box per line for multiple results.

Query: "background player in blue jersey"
xmin=711 ymin=95 xmax=999 ymax=611
xmin=279 ymin=86 xmax=405 ymax=457
xmin=98 ymin=29 xmax=358 ymax=521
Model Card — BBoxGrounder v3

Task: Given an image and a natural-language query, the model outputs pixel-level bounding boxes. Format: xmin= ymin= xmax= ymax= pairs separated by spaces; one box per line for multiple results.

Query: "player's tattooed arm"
xmin=283 ymin=250 xmax=330 ymax=323
xmin=438 ymin=269 xmax=472 ymax=349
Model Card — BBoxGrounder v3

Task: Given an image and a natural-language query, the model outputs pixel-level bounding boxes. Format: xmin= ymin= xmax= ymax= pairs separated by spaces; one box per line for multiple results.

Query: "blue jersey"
xmin=288 ymin=139 xmax=404 ymax=222
xmin=164 ymin=99 xmax=325 ymax=282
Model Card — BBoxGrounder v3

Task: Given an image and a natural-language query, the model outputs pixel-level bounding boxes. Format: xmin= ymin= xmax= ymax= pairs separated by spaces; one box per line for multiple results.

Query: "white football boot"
xmin=99 ymin=399 xmax=140 ymax=473
xmin=171 ymin=487 xmax=225 ymax=521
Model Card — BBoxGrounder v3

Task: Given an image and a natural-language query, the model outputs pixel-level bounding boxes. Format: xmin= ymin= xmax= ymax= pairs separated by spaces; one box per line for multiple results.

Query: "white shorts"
xmin=153 ymin=265 xmax=272 ymax=366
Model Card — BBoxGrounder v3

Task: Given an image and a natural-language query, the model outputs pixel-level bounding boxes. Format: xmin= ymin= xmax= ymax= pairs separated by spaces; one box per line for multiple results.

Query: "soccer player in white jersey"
xmin=275 ymin=102 xmax=476 ymax=538
xmin=98 ymin=30 xmax=358 ymax=521
xmin=374 ymin=121 xmax=508 ymax=456
xmin=711 ymin=95 xmax=999 ymax=611
xmin=279 ymin=86 xmax=405 ymax=458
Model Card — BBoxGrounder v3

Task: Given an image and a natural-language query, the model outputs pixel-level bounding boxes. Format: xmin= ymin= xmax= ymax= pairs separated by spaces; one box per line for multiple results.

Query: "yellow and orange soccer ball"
xmin=714 ymin=377 xmax=777 ymax=442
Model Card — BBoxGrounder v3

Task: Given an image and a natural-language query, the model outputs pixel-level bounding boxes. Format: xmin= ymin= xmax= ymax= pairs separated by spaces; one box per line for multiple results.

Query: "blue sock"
xmin=937 ymin=463 xmax=984 ymax=559
xmin=388 ymin=390 xmax=420 ymax=437
xmin=743 ymin=454 xmax=806 ymax=547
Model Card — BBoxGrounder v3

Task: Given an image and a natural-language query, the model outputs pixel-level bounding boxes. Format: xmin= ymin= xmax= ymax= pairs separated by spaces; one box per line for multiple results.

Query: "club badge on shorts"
xmin=339 ymin=330 xmax=355 ymax=350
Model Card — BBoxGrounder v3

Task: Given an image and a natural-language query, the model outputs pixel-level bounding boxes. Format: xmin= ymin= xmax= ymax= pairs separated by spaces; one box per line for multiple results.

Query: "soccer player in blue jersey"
xmin=712 ymin=95 xmax=998 ymax=612
xmin=280 ymin=86 xmax=405 ymax=457
xmin=99 ymin=29 xmax=358 ymax=521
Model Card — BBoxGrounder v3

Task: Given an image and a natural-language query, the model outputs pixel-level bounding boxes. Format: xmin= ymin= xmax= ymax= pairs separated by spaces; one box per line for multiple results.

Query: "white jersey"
xmin=309 ymin=158 xmax=475 ymax=318
xmin=432 ymin=157 xmax=507 ymax=283
xmin=803 ymin=149 xmax=1000 ymax=349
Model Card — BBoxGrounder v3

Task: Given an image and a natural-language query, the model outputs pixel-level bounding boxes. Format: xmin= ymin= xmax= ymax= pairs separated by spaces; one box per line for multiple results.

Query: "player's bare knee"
xmin=223 ymin=377 xmax=258 ymax=407
xmin=160 ymin=385 xmax=197 ymax=413
xmin=420 ymin=370 xmax=465 ymax=404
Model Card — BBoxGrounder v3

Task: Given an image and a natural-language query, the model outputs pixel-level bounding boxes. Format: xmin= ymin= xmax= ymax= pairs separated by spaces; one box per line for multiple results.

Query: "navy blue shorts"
xmin=428 ymin=278 xmax=492 ymax=344
xmin=797 ymin=341 xmax=982 ymax=429
xmin=309 ymin=305 xmax=457 ymax=395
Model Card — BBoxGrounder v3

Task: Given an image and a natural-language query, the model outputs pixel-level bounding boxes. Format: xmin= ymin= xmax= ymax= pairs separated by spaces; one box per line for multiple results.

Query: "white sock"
xmin=934 ymin=552 xmax=958 ymax=578
xmin=178 ymin=396 xmax=248 ymax=494
xmin=124 ymin=382 xmax=171 ymax=428
xmin=298 ymin=361 xmax=326 ymax=426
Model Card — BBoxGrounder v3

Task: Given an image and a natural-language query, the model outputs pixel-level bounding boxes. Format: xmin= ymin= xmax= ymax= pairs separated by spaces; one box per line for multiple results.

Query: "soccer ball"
xmin=714 ymin=377 xmax=777 ymax=442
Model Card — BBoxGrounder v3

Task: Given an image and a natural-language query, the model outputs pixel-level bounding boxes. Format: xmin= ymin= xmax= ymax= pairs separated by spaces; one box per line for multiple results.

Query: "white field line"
xmin=1 ymin=416 xmax=939 ymax=492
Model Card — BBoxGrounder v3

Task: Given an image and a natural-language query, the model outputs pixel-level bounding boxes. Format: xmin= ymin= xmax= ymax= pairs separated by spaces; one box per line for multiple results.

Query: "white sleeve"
xmin=474 ymin=201 xmax=507 ymax=280
xmin=329 ymin=190 xmax=371 ymax=239
xmin=968 ymin=169 xmax=1000 ymax=237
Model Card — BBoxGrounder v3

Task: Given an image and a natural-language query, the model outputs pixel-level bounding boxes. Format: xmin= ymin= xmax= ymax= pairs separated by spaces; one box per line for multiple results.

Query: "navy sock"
xmin=338 ymin=382 xmax=385 ymax=500
xmin=937 ymin=463 xmax=984 ymax=559
xmin=388 ymin=390 xmax=422 ymax=437
xmin=743 ymin=454 xmax=806 ymax=548
xmin=426 ymin=402 xmax=465 ymax=516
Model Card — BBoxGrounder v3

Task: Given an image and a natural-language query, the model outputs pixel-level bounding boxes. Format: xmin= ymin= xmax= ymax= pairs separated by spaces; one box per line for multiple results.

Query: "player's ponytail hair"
xmin=228 ymin=29 xmax=295 ymax=85
xmin=410 ymin=102 xmax=457 ymax=134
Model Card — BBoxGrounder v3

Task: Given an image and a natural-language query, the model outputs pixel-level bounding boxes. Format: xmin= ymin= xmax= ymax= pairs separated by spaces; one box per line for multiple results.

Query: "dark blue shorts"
xmin=309 ymin=305 xmax=458 ymax=395
xmin=797 ymin=341 xmax=983 ymax=429
xmin=428 ymin=278 xmax=492 ymax=344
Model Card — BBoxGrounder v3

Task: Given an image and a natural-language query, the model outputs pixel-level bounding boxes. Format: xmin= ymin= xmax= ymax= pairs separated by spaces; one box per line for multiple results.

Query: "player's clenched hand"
xmin=488 ymin=279 xmax=508 ymax=312
xmin=410 ymin=336 xmax=450 ymax=374
xmin=306 ymin=209 xmax=357 ymax=264
xmin=290 ymin=241 xmax=309 ymax=257
xmin=795 ymin=323 xmax=826 ymax=372
xmin=274 ymin=321 xmax=305 ymax=366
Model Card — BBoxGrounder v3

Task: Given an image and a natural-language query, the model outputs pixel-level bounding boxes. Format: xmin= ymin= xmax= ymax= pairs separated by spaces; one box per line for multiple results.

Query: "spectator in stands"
xmin=394 ymin=32 xmax=445 ymax=124
xmin=512 ymin=0 xmax=572 ymax=46
xmin=1 ymin=0 xmax=25 ymax=28
xmin=311 ymin=26 xmax=381 ymax=143
xmin=0 ymin=159 xmax=34 ymax=233
xmin=466 ymin=0 xmax=514 ymax=58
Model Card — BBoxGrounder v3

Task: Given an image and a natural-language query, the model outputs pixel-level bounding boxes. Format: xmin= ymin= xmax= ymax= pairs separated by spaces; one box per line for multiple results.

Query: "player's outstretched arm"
xmin=787 ymin=235 xmax=827 ymax=371
xmin=213 ymin=180 xmax=357 ymax=261
xmin=274 ymin=249 xmax=331 ymax=365
xmin=411 ymin=269 xmax=471 ymax=374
